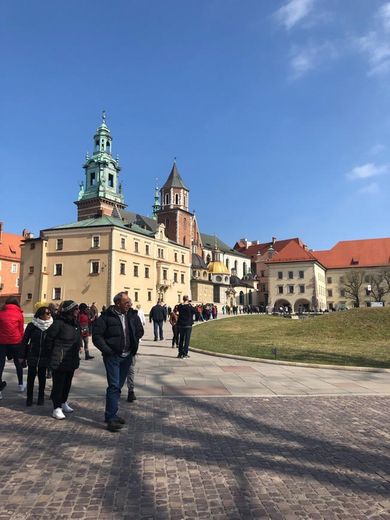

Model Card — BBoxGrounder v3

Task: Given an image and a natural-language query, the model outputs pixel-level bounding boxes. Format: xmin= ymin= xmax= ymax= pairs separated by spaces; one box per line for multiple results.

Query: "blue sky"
xmin=1 ymin=0 xmax=390 ymax=250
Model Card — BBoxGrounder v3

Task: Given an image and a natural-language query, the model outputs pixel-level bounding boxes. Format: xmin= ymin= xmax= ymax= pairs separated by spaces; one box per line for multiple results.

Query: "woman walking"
xmin=169 ymin=305 xmax=179 ymax=348
xmin=0 ymin=297 xmax=25 ymax=399
xmin=78 ymin=303 xmax=94 ymax=360
xmin=21 ymin=305 xmax=53 ymax=406
xmin=45 ymin=300 xmax=81 ymax=420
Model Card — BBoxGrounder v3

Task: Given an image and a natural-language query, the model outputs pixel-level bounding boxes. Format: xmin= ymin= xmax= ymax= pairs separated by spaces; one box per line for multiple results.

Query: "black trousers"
xmin=51 ymin=370 xmax=74 ymax=409
xmin=27 ymin=365 xmax=46 ymax=400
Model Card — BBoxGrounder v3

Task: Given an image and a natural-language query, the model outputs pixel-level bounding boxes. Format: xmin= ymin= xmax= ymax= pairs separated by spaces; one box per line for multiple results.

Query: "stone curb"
xmin=189 ymin=347 xmax=390 ymax=373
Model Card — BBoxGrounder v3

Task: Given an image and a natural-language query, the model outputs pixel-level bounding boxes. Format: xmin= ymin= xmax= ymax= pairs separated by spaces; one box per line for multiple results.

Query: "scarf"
xmin=32 ymin=316 xmax=53 ymax=331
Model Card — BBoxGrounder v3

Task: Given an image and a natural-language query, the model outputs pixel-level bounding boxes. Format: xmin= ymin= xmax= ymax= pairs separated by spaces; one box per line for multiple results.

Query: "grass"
xmin=190 ymin=307 xmax=390 ymax=368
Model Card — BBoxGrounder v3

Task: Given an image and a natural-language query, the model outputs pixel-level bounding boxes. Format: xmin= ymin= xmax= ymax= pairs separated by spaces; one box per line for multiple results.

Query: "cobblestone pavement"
xmin=0 ymin=395 xmax=389 ymax=519
xmin=1 ymin=320 xmax=389 ymax=519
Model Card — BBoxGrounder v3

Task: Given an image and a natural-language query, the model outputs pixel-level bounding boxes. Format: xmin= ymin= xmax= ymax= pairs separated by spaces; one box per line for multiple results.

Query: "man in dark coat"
xmin=177 ymin=295 xmax=196 ymax=359
xmin=92 ymin=292 xmax=144 ymax=432
xmin=149 ymin=300 xmax=167 ymax=341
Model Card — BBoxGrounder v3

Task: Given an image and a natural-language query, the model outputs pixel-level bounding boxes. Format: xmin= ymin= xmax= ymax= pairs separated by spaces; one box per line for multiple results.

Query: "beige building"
xmin=20 ymin=117 xmax=191 ymax=314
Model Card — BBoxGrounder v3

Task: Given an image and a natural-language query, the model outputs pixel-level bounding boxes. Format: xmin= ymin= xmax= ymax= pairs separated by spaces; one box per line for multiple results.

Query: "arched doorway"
xmin=294 ymin=299 xmax=311 ymax=313
xmin=274 ymin=299 xmax=291 ymax=313
xmin=239 ymin=291 xmax=244 ymax=305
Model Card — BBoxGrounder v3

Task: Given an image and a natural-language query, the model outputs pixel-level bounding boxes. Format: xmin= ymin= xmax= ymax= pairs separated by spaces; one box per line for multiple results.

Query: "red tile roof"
xmin=235 ymin=238 xmax=303 ymax=258
xmin=313 ymin=238 xmax=390 ymax=268
xmin=266 ymin=239 xmax=318 ymax=264
xmin=0 ymin=232 xmax=23 ymax=261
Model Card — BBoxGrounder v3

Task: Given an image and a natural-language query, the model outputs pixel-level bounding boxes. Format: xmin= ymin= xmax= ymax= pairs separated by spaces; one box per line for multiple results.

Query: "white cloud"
xmin=356 ymin=3 xmax=390 ymax=75
xmin=347 ymin=162 xmax=389 ymax=180
xmin=358 ymin=182 xmax=380 ymax=194
xmin=370 ymin=143 xmax=385 ymax=155
xmin=275 ymin=0 xmax=316 ymax=30
xmin=289 ymin=42 xmax=337 ymax=79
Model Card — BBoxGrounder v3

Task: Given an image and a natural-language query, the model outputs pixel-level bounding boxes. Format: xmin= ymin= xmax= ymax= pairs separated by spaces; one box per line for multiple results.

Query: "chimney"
xmin=272 ymin=236 xmax=276 ymax=245
xmin=0 ymin=222 xmax=3 ymax=243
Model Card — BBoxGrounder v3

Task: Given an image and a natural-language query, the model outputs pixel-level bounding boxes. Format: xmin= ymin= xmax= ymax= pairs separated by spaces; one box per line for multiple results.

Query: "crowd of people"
xmin=0 ymin=293 xmax=200 ymax=431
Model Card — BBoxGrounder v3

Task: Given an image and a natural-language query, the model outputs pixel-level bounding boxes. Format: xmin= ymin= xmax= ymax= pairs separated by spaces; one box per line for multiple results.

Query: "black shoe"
xmin=0 ymin=381 xmax=6 ymax=391
xmin=160 ymin=337 xmax=164 ymax=341
xmin=26 ymin=398 xmax=33 ymax=406
xmin=154 ymin=338 xmax=158 ymax=341
xmin=104 ymin=416 xmax=125 ymax=424
xmin=106 ymin=421 xmax=123 ymax=432
xmin=177 ymin=354 xmax=183 ymax=358
xmin=37 ymin=397 xmax=44 ymax=406
xmin=127 ymin=391 xmax=136 ymax=402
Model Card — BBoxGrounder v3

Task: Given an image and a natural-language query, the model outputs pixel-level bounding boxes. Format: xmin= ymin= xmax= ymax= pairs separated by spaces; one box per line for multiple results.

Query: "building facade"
xmin=0 ymin=223 xmax=29 ymax=305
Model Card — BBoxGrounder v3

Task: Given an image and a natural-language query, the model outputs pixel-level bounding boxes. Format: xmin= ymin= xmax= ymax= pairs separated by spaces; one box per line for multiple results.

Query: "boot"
xmin=26 ymin=396 xmax=33 ymax=406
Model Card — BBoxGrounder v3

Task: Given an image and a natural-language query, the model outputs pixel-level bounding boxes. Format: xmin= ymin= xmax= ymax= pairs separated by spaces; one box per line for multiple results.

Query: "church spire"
xmin=152 ymin=180 xmax=161 ymax=220
xmin=75 ymin=113 xmax=126 ymax=220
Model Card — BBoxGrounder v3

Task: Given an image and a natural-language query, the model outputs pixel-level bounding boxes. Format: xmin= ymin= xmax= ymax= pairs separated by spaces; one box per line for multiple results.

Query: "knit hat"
xmin=34 ymin=300 xmax=48 ymax=312
xmin=62 ymin=300 xmax=78 ymax=313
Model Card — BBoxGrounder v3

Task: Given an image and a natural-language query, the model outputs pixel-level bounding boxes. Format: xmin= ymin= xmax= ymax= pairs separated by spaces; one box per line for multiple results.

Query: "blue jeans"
xmin=178 ymin=327 xmax=192 ymax=356
xmin=153 ymin=320 xmax=164 ymax=340
xmin=103 ymin=354 xmax=133 ymax=423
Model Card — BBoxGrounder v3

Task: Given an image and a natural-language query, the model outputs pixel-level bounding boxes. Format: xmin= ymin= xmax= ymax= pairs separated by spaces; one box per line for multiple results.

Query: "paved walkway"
xmin=0 ymin=320 xmax=389 ymax=519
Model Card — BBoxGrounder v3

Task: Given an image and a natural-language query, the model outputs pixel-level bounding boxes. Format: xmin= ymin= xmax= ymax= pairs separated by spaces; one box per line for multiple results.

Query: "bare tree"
xmin=367 ymin=271 xmax=390 ymax=302
xmin=342 ymin=270 xmax=366 ymax=307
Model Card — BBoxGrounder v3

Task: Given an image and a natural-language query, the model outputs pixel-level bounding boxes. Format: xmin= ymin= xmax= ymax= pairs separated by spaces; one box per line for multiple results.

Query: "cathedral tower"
xmin=157 ymin=161 xmax=192 ymax=247
xmin=75 ymin=112 xmax=126 ymax=220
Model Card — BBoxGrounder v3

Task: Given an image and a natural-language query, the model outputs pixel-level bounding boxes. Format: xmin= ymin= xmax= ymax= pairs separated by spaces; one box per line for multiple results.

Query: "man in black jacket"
xmin=92 ymin=292 xmax=144 ymax=432
xmin=177 ymin=295 xmax=196 ymax=359
xmin=149 ymin=300 xmax=167 ymax=341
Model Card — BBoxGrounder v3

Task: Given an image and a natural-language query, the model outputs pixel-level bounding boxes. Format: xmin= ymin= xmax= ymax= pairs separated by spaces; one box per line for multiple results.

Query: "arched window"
xmin=175 ymin=194 xmax=179 ymax=205
xmin=248 ymin=290 xmax=252 ymax=304
xmin=165 ymin=193 xmax=169 ymax=205
xmin=239 ymin=291 xmax=244 ymax=304
xmin=106 ymin=141 xmax=110 ymax=152
xmin=95 ymin=140 xmax=99 ymax=151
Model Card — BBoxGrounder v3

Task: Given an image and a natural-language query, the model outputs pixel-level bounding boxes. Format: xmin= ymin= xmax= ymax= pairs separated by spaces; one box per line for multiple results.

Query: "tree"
xmin=368 ymin=269 xmax=390 ymax=302
xmin=342 ymin=270 xmax=366 ymax=307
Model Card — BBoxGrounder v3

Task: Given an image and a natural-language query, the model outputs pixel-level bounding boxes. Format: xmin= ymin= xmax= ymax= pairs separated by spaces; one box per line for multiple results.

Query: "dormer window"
xmin=351 ymin=258 xmax=359 ymax=265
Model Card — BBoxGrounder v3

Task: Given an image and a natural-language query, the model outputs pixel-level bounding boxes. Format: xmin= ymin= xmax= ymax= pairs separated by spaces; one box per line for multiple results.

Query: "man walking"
xmin=177 ymin=295 xmax=196 ymax=359
xmin=93 ymin=292 xmax=143 ymax=432
xmin=149 ymin=300 xmax=167 ymax=341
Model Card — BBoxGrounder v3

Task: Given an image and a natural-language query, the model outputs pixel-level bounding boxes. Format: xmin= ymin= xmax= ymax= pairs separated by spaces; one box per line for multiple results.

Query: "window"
xmin=92 ymin=235 xmax=100 ymax=248
xmin=166 ymin=219 xmax=169 ymax=228
xmin=144 ymin=267 xmax=150 ymax=278
xmin=278 ymin=271 xmax=283 ymax=280
xmin=299 ymin=271 xmax=304 ymax=279
xmin=181 ymin=273 xmax=185 ymax=284
xmin=174 ymin=272 xmax=178 ymax=283
xmin=175 ymin=194 xmax=179 ymax=205
xmin=288 ymin=285 xmax=294 ymax=294
xmin=181 ymin=254 xmax=185 ymax=264
xmin=11 ymin=264 xmax=17 ymax=273
xmin=158 ymin=248 xmax=164 ymax=259
xmin=29 ymin=266 xmax=34 ymax=274
xmin=340 ymin=289 xmax=346 ymax=297
xmin=327 ymin=289 xmax=333 ymax=297
xmin=165 ymin=194 xmax=169 ymax=205
xmin=108 ymin=174 xmax=114 ymax=187
xmin=134 ymin=291 xmax=139 ymax=302
xmin=226 ymin=259 xmax=229 ymax=269
xmin=54 ymin=263 xmax=63 ymax=276
xmin=133 ymin=265 xmax=139 ymax=277
xmin=30 ymin=243 xmax=35 ymax=250
xmin=288 ymin=271 xmax=293 ymax=279
xmin=27 ymin=293 xmax=32 ymax=300
xmin=53 ymin=287 xmax=62 ymax=300
xmin=162 ymin=269 xmax=168 ymax=281
xmin=178 ymin=294 xmax=181 ymax=303
xmin=339 ymin=276 xmax=345 ymax=283
xmin=120 ymin=263 xmax=126 ymax=275
xmin=260 ymin=270 xmax=265 ymax=278
xmin=147 ymin=291 xmax=152 ymax=301
xmin=90 ymin=171 xmax=96 ymax=185
xmin=134 ymin=242 xmax=139 ymax=253
xmin=120 ymin=237 xmax=126 ymax=249
xmin=174 ymin=252 xmax=178 ymax=262
xmin=90 ymin=261 xmax=100 ymax=275
xmin=145 ymin=244 xmax=150 ymax=255
xmin=327 ymin=276 xmax=332 ymax=284
xmin=299 ymin=285 xmax=305 ymax=293
xmin=278 ymin=286 xmax=283 ymax=294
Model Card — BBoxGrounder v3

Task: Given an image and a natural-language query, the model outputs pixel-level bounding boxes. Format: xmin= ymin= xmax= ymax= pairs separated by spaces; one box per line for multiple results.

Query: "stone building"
xmin=0 ymin=223 xmax=29 ymax=305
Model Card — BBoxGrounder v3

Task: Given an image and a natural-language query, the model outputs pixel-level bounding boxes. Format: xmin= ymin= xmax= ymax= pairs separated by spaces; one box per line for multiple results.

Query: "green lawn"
xmin=191 ymin=308 xmax=390 ymax=368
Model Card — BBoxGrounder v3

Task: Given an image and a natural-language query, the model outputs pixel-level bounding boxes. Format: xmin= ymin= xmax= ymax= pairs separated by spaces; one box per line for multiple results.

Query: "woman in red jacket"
xmin=0 ymin=297 xmax=25 ymax=399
